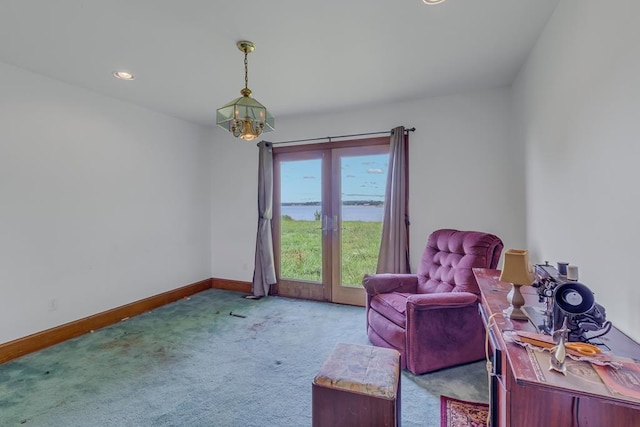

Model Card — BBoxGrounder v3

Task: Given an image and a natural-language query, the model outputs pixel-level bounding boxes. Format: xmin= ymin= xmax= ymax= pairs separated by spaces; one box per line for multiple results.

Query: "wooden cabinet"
xmin=474 ymin=268 xmax=640 ymax=427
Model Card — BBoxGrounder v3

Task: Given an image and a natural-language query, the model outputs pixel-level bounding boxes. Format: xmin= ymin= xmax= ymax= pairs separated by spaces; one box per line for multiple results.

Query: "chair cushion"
xmin=369 ymin=293 xmax=411 ymax=328
xmin=416 ymin=229 xmax=502 ymax=295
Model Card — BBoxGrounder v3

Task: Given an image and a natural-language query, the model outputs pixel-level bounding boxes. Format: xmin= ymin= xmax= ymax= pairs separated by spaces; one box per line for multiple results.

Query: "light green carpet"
xmin=0 ymin=289 xmax=489 ymax=426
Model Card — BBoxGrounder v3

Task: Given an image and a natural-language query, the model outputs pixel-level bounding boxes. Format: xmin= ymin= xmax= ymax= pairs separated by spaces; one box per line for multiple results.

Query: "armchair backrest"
xmin=416 ymin=229 xmax=503 ymax=295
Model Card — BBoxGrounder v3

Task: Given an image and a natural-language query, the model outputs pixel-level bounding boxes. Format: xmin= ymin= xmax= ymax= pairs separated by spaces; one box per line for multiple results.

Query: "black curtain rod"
xmin=265 ymin=127 xmax=415 ymax=146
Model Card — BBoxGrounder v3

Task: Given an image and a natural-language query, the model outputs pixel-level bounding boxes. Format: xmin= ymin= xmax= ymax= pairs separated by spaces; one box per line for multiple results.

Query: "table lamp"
xmin=499 ymin=249 xmax=535 ymax=320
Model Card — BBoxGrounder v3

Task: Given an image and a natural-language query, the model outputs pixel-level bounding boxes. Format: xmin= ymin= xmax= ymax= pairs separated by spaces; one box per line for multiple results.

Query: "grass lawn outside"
xmin=280 ymin=217 xmax=383 ymax=286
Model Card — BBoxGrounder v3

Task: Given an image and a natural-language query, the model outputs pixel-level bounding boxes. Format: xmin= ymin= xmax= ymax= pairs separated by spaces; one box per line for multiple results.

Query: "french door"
xmin=273 ymin=138 xmax=389 ymax=306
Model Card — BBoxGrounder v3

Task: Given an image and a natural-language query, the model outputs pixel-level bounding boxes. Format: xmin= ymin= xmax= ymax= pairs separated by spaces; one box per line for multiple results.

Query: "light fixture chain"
xmin=244 ymin=51 xmax=249 ymax=90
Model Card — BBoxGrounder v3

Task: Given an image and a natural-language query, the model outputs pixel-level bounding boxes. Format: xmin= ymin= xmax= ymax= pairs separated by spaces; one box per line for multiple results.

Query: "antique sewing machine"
xmin=527 ymin=262 xmax=612 ymax=342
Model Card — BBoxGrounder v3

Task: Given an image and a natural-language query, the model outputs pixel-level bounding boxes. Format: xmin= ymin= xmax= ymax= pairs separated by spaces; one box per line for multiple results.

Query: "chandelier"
xmin=216 ymin=41 xmax=274 ymax=141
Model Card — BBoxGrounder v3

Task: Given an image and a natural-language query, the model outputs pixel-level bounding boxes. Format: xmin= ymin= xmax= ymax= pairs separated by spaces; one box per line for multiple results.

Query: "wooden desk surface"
xmin=474 ymin=268 xmax=640 ymax=409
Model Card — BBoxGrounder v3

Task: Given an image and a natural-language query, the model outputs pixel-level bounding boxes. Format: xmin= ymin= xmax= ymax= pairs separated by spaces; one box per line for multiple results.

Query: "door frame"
xmin=272 ymin=137 xmax=389 ymax=305
xmin=272 ymin=148 xmax=328 ymax=302
xmin=330 ymin=143 xmax=390 ymax=305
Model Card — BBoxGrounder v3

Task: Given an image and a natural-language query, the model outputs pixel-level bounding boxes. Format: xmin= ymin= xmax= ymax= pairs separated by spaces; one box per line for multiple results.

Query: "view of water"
xmin=281 ymin=205 xmax=383 ymax=222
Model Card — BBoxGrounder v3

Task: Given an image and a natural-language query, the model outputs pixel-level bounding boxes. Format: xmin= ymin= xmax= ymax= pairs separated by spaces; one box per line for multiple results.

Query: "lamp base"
xmin=503 ymin=282 xmax=529 ymax=320
xmin=503 ymin=305 xmax=529 ymax=320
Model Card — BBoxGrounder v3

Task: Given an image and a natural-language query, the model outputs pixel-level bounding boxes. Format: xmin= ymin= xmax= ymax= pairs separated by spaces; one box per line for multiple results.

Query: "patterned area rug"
xmin=440 ymin=395 xmax=489 ymax=427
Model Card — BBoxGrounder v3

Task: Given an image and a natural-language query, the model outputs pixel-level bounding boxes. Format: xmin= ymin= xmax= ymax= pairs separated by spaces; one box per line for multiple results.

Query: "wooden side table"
xmin=473 ymin=268 xmax=640 ymax=427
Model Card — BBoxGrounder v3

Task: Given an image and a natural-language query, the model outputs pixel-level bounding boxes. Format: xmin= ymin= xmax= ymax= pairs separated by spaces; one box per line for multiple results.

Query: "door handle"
xmin=321 ymin=215 xmax=329 ymax=233
xmin=321 ymin=215 xmax=340 ymax=233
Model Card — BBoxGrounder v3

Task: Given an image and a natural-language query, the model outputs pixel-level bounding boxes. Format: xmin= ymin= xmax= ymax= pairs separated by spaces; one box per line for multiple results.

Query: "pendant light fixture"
xmin=216 ymin=41 xmax=274 ymax=141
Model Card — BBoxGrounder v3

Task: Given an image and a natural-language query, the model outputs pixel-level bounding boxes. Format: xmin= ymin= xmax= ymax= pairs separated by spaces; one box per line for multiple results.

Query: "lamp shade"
xmin=499 ymin=249 xmax=535 ymax=286
xmin=216 ymin=95 xmax=275 ymax=136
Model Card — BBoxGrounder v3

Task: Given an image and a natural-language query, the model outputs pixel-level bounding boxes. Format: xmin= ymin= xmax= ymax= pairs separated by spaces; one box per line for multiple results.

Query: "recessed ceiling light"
xmin=422 ymin=0 xmax=446 ymax=4
xmin=113 ymin=71 xmax=135 ymax=81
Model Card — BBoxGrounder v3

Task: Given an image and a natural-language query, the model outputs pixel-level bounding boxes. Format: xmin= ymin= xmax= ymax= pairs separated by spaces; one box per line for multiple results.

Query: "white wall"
xmin=513 ymin=0 xmax=640 ymax=341
xmin=0 ymin=62 xmax=212 ymax=344
xmin=209 ymin=129 xmax=259 ymax=281
xmin=210 ymin=88 xmax=526 ymax=281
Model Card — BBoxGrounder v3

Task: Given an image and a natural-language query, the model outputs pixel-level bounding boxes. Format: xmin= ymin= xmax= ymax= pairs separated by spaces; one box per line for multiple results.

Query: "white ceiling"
xmin=0 ymin=0 xmax=559 ymax=128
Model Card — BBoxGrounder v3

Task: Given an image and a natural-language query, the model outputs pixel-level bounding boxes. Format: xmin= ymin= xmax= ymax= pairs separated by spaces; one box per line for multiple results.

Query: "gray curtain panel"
xmin=376 ymin=126 xmax=411 ymax=274
xmin=252 ymin=141 xmax=277 ymax=297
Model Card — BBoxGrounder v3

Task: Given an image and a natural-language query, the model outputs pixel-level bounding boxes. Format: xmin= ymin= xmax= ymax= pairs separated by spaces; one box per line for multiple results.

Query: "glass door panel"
xmin=279 ymin=158 xmax=323 ymax=283
xmin=331 ymin=146 xmax=388 ymax=305
xmin=274 ymin=151 xmax=328 ymax=302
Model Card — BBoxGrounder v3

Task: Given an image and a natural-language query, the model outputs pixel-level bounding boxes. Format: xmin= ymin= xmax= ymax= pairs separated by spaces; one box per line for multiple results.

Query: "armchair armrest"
xmin=406 ymin=292 xmax=479 ymax=310
xmin=362 ymin=274 xmax=418 ymax=295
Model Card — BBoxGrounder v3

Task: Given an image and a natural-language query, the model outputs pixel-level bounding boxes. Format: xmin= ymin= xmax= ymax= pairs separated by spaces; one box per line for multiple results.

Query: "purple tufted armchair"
xmin=363 ymin=229 xmax=503 ymax=375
